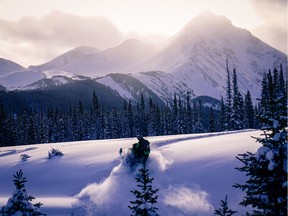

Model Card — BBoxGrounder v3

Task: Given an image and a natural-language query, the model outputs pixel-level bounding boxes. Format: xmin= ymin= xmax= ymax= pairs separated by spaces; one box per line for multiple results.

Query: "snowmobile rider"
xmin=131 ymin=136 xmax=150 ymax=162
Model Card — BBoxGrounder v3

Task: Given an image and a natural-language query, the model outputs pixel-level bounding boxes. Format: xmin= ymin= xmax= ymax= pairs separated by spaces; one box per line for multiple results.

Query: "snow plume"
xmin=148 ymin=150 xmax=173 ymax=172
xmin=72 ymin=150 xmax=212 ymax=215
xmin=162 ymin=186 xmax=214 ymax=216
xmin=72 ymin=163 xmax=135 ymax=215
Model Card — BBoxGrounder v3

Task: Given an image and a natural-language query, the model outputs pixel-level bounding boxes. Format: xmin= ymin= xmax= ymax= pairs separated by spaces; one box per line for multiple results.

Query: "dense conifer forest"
xmin=0 ymin=65 xmax=286 ymax=147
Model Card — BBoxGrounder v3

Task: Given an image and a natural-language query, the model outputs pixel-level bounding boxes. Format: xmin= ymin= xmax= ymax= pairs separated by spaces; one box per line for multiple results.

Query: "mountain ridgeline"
xmin=0 ymin=12 xmax=287 ymax=146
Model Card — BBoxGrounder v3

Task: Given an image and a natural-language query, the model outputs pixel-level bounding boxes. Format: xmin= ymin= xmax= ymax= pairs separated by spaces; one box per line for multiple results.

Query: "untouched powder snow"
xmin=0 ymin=130 xmax=261 ymax=215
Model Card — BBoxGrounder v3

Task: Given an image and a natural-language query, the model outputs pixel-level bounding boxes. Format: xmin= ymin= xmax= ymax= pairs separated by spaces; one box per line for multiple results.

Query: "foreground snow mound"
xmin=72 ymin=150 xmax=214 ymax=216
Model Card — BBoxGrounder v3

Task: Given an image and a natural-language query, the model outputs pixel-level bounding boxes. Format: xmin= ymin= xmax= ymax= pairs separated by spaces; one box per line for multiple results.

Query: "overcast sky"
xmin=0 ymin=0 xmax=286 ymax=67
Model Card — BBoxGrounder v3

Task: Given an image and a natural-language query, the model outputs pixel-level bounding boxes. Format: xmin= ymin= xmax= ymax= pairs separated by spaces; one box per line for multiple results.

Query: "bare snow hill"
xmin=58 ymin=39 xmax=156 ymax=77
xmin=0 ymin=130 xmax=261 ymax=215
xmin=0 ymin=58 xmax=26 ymax=76
xmin=29 ymin=46 xmax=101 ymax=72
xmin=0 ymin=69 xmax=46 ymax=90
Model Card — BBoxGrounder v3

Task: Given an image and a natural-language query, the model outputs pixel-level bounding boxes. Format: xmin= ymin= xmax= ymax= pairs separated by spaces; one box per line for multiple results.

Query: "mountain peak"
xmin=180 ymin=11 xmax=233 ymax=35
xmin=193 ymin=10 xmax=231 ymax=24
xmin=0 ymin=58 xmax=25 ymax=76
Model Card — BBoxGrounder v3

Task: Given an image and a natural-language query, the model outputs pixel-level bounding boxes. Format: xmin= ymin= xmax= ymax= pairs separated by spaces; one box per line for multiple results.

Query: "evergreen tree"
xmin=1 ymin=169 xmax=45 ymax=216
xmin=194 ymin=100 xmax=204 ymax=133
xmin=214 ymin=195 xmax=237 ymax=216
xmin=244 ymin=91 xmax=255 ymax=128
xmin=172 ymin=93 xmax=178 ymax=134
xmin=176 ymin=97 xmax=185 ymax=134
xmin=120 ymin=100 xmax=132 ymax=138
xmin=110 ymin=108 xmax=119 ymax=138
xmin=225 ymin=59 xmax=232 ymax=131
xmin=140 ymin=94 xmax=145 ymax=112
xmin=234 ymin=68 xmax=287 ymax=215
xmin=231 ymin=69 xmax=244 ymax=130
xmin=147 ymin=98 xmax=157 ymax=136
xmin=129 ymin=165 xmax=159 ymax=216
xmin=0 ymin=97 xmax=6 ymax=146
xmin=185 ymin=91 xmax=193 ymax=133
xmin=219 ymin=97 xmax=226 ymax=131
xmin=162 ymin=103 xmax=173 ymax=135
xmin=209 ymin=107 xmax=215 ymax=132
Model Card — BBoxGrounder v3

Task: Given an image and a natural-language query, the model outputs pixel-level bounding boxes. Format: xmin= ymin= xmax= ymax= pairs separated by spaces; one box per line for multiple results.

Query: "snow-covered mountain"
xmin=95 ymin=73 xmax=164 ymax=105
xmin=23 ymin=75 xmax=74 ymax=90
xmin=0 ymin=69 xmax=45 ymax=90
xmin=132 ymin=71 xmax=191 ymax=102
xmin=30 ymin=39 xmax=156 ymax=78
xmin=95 ymin=71 xmax=190 ymax=103
xmin=29 ymin=46 xmax=101 ymax=72
xmin=58 ymin=39 xmax=155 ymax=77
xmin=0 ymin=58 xmax=26 ymax=76
xmin=132 ymin=11 xmax=286 ymax=99
xmin=0 ymin=130 xmax=261 ymax=215
xmin=0 ymin=11 xmax=286 ymax=103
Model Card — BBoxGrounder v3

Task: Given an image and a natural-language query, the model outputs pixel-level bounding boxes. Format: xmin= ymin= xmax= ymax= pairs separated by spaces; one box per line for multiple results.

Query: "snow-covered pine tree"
xmin=225 ymin=59 xmax=232 ymax=131
xmin=234 ymin=68 xmax=287 ymax=215
xmin=214 ymin=195 xmax=237 ymax=216
xmin=231 ymin=68 xmax=244 ymax=130
xmin=1 ymin=169 xmax=45 ymax=216
xmin=129 ymin=165 xmax=159 ymax=216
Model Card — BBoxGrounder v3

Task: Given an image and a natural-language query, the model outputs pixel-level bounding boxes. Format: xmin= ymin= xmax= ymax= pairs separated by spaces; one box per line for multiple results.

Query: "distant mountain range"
xmin=0 ymin=11 xmax=286 ymax=108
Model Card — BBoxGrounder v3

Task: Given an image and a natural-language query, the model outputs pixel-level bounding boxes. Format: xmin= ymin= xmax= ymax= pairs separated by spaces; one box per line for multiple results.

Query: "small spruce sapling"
xmin=20 ymin=154 xmax=31 ymax=162
xmin=48 ymin=146 xmax=64 ymax=159
xmin=129 ymin=164 xmax=159 ymax=216
xmin=0 ymin=169 xmax=45 ymax=216
xmin=214 ymin=195 xmax=237 ymax=216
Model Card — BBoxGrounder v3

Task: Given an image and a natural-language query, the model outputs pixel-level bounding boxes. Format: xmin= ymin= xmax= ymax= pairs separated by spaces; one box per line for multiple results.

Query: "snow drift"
xmin=0 ymin=130 xmax=261 ymax=215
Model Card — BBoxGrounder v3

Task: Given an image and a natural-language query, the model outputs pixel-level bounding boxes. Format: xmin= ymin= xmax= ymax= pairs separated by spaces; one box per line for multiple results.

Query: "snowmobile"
xmin=119 ymin=136 xmax=150 ymax=169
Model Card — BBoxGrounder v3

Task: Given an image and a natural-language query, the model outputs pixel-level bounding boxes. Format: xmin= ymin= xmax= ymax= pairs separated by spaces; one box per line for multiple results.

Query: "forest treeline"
xmin=0 ymin=64 xmax=286 ymax=146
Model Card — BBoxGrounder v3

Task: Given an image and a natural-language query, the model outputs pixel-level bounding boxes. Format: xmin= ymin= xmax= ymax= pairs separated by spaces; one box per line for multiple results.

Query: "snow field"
xmin=0 ymin=130 xmax=261 ymax=215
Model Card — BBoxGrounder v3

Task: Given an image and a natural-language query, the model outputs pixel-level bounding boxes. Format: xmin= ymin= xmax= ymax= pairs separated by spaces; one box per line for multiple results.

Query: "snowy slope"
xmin=0 ymin=70 xmax=45 ymax=90
xmin=23 ymin=75 xmax=73 ymax=90
xmin=58 ymin=39 xmax=156 ymax=77
xmin=0 ymin=58 xmax=26 ymax=76
xmin=131 ymin=11 xmax=287 ymax=100
xmin=132 ymin=71 xmax=191 ymax=103
xmin=0 ymin=130 xmax=261 ymax=215
xmin=29 ymin=46 xmax=101 ymax=72
xmin=95 ymin=73 xmax=168 ymax=104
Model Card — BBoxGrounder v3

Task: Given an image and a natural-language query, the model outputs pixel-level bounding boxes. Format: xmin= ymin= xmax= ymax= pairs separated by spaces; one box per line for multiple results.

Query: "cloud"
xmin=0 ymin=10 xmax=124 ymax=66
xmin=248 ymin=0 xmax=287 ymax=53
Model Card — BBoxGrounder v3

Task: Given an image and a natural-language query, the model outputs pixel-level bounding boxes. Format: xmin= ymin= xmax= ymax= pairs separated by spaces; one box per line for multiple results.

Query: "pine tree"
xmin=209 ymin=107 xmax=215 ymax=132
xmin=214 ymin=195 xmax=237 ymax=216
xmin=129 ymin=165 xmax=159 ymax=216
xmin=1 ymin=169 xmax=45 ymax=215
xmin=110 ymin=108 xmax=119 ymax=138
xmin=0 ymin=97 xmax=6 ymax=146
xmin=231 ymin=69 xmax=244 ymax=130
xmin=219 ymin=97 xmax=226 ymax=131
xmin=194 ymin=100 xmax=204 ymax=133
xmin=225 ymin=59 xmax=232 ymax=131
xmin=234 ymin=68 xmax=287 ymax=215
xmin=244 ymin=91 xmax=255 ymax=129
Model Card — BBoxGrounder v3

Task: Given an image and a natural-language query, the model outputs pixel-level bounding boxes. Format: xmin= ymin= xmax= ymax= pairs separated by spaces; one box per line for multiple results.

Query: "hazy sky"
xmin=0 ymin=0 xmax=286 ymax=67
